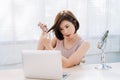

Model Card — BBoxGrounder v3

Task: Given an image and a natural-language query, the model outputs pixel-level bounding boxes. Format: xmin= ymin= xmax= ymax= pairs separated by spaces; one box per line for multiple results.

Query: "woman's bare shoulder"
xmin=80 ymin=40 xmax=90 ymax=50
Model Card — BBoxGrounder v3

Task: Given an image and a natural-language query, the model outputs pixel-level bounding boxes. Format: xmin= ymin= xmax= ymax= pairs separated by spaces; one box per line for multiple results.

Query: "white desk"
xmin=0 ymin=62 xmax=120 ymax=80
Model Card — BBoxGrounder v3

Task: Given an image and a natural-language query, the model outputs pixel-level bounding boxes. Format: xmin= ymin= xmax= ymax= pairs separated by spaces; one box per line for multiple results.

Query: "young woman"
xmin=37 ymin=10 xmax=90 ymax=68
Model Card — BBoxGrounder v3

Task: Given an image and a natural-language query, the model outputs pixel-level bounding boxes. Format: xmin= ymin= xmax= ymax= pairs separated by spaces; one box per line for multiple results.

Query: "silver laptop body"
xmin=22 ymin=50 xmax=62 ymax=79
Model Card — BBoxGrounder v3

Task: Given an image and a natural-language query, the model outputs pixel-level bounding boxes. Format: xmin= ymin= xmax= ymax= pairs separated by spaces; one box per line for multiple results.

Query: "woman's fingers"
xmin=38 ymin=22 xmax=48 ymax=32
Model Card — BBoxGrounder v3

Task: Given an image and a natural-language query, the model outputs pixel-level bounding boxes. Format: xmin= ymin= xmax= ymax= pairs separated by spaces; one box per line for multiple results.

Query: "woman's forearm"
xmin=43 ymin=43 xmax=53 ymax=50
xmin=62 ymin=56 xmax=71 ymax=68
xmin=37 ymin=41 xmax=45 ymax=50
xmin=37 ymin=32 xmax=48 ymax=50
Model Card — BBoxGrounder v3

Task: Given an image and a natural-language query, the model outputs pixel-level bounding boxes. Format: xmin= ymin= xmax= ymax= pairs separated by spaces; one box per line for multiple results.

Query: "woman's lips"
xmin=65 ymin=34 xmax=71 ymax=37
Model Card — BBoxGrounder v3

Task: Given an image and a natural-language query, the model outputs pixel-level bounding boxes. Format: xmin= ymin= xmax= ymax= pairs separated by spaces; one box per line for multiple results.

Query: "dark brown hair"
xmin=48 ymin=10 xmax=79 ymax=40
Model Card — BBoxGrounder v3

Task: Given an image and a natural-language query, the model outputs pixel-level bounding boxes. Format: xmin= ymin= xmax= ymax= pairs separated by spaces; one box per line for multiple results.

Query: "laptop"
xmin=22 ymin=50 xmax=63 ymax=79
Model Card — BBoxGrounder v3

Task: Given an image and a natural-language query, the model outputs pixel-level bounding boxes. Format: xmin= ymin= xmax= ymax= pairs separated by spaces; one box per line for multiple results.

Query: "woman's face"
xmin=60 ymin=20 xmax=76 ymax=39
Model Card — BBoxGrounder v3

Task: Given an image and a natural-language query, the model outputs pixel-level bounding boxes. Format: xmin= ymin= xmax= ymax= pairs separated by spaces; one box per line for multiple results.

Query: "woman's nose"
xmin=63 ymin=29 xmax=68 ymax=34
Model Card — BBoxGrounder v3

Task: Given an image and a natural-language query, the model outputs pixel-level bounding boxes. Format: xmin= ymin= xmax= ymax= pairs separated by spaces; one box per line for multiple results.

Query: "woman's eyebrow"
xmin=64 ymin=24 xmax=69 ymax=27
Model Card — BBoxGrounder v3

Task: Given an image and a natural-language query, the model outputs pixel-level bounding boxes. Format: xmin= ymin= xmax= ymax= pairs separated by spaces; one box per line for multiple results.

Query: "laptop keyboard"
xmin=62 ymin=73 xmax=70 ymax=80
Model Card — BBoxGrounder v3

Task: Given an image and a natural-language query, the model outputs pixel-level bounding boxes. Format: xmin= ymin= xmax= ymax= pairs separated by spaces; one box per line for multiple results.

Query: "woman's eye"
xmin=60 ymin=28 xmax=63 ymax=31
xmin=65 ymin=25 xmax=69 ymax=28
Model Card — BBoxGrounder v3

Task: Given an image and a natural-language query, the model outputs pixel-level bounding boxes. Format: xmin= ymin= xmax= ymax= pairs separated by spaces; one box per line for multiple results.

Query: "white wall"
xmin=0 ymin=41 xmax=38 ymax=65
